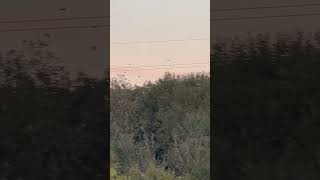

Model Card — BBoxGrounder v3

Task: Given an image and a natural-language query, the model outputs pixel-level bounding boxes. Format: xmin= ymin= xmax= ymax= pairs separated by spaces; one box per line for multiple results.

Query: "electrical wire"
xmin=211 ymin=12 xmax=320 ymax=21
xmin=111 ymin=38 xmax=208 ymax=45
xmin=212 ymin=3 xmax=320 ymax=12
xmin=111 ymin=65 xmax=209 ymax=72
xmin=0 ymin=16 xmax=109 ymax=24
xmin=111 ymin=62 xmax=209 ymax=70
xmin=0 ymin=24 xmax=109 ymax=32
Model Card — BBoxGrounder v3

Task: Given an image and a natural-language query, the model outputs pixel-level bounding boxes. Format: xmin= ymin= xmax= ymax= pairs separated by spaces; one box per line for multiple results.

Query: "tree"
xmin=0 ymin=40 xmax=108 ymax=179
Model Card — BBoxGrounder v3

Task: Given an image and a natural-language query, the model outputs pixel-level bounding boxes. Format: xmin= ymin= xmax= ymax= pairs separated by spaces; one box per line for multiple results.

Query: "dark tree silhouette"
xmin=0 ymin=40 xmax=108 ymax=180
xmin=212 ymin=31 xmax=320 ymax=180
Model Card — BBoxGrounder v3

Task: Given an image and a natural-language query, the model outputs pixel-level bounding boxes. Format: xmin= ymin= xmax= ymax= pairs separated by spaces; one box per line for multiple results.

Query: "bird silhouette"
xmin=43 ymin=33 xmax=51 ymax=38
xmin=90 ymin=46 xmax=97 ymax=51
xmin=59 ymin=8 xmax=67 ymax=12
xmin=39 ymin=42 xmax=48 ymax=47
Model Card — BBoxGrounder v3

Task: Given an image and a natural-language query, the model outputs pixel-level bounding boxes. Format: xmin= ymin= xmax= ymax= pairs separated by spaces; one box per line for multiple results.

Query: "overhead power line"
xmin=111 ymin=62 xmax=209 ymax=70
xmin=211 ymin=12 xmax=320 ymax=21
xmin=0 ymin=16 xmax=109 ymax=24
xmin=111 ymin=65 xmax=209 ymax=72
xmin=0 ymin=24 xmax=109 ymax=33
xmin=111 ymin=38 xmax=208 ymax=45
xmin=211 ymin=3 xmax=320 ymax=12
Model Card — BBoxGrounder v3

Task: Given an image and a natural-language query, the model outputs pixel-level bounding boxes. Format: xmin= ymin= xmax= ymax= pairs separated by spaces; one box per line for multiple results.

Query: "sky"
xmin=111 ymin=0 xmax=210 ymax=85
xmin=1 ymin=0 xmax=320 ymax=84
xmin=0 ymin=0 xmax=108 ymax=79
xmin=212 ymin=0 xmax=320 ymax=39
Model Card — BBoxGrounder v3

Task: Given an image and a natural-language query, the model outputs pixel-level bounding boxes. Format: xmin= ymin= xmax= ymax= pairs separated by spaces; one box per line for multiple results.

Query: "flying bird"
xmin=43 ymin=33 xmax=51 ymax=38
xmin=59 ymin=8 xmax=67 ymax=12
xmin=39 ymin=42 xmax=48 ymax=47
xmin=90 ymin=46 xmax=97 ymax=51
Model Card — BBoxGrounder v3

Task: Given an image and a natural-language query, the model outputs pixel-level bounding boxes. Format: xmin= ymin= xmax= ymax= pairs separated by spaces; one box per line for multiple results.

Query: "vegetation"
xmin=212 ymin=31 xmax=320 ymax=179
xmin=6 ymin=30 xmax=320 ymax=179
xmin=0 ymin=40 xmax=108 ymax=179
xmin=0 ymin=39 xmax=210 ymax=179
xmin=110 ymin=72 xmax=210 ymax=179
xmin=110 ymin=165 xmax=193 ymax=180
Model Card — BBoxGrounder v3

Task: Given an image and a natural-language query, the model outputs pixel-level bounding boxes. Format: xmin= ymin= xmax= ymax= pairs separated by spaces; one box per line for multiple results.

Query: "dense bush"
xmin=110 ymin=165 xmax=193 ymax=180
xmin=111 ymin=72 xmax=210 ymax=179
xmin=0 ymin=40 xmax=108 ymax=179
xmin=212 ymin=31 xmax=320 ymax=179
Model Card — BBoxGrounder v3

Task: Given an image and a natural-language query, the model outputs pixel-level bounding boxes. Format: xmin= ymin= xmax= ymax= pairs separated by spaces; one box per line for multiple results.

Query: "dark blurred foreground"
xmin=0 ymin=40 xmax=108 ymax=179
xmin=212 ymin=31 xmax=320 ymax=179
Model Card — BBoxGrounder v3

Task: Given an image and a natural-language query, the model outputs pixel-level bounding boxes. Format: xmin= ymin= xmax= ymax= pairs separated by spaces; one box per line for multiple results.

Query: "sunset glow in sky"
xmin=111 ymin=0 xmax=210 ymax=85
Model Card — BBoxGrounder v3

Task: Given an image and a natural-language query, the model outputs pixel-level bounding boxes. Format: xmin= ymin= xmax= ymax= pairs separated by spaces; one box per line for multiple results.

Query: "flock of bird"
xmin=40 ymin=7 xmax=98 ymax=52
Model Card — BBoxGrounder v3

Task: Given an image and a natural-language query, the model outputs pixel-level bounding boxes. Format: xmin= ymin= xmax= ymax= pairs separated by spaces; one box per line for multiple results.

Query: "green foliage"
xmin=111 ymin=72 xmax=210 ymax=179
xmin=110 ymin=164 xmax=193 ymax=180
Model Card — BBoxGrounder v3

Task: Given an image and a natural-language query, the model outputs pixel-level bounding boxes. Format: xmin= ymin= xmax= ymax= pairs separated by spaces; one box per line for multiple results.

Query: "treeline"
xmin=0 ymin=40 xmax=108 ymax=179
xmin=6 ymin=31 xmax=320 ymax=179
xmin=212 ymin=31 xmax=320 ymax=179
xmin=110 ymin=72 xmax=210 ymax=180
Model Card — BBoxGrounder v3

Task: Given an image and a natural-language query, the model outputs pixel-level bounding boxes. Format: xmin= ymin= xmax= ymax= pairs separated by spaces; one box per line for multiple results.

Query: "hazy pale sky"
xmin=1 ymin=0 xmax=320 ymax=84
xmin=212 ymin=0 xmax=320 ymax=39
xmin=0 ymin=0 xmax=108 ymax=79
xmin=111 ymin=0 xmax=210 ymax=85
